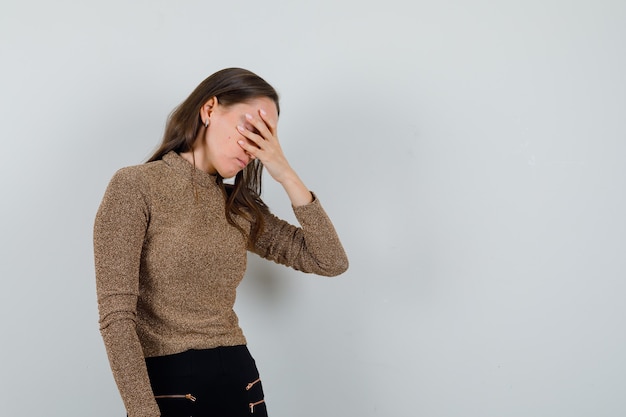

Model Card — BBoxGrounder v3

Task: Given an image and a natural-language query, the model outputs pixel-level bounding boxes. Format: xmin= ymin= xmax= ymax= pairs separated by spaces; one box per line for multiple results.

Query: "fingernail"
xmin=237 ymin=125 xmax=245 ymax=132
xmin=260 ymin=109 xmax=267 ymax=116
xmin=238 ymin=140 xmax=244 ymax=145
xmin=245 ymin=113 xmax=253 ymax=120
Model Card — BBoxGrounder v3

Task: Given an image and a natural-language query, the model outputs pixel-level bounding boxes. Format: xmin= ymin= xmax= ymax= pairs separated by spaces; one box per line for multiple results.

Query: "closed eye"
xmin=244 ymin=123 xmax=260 ymax=135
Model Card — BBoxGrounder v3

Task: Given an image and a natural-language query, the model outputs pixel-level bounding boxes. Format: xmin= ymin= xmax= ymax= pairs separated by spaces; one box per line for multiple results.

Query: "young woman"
xmin=94 ymin=68 xmax=349 ymax=417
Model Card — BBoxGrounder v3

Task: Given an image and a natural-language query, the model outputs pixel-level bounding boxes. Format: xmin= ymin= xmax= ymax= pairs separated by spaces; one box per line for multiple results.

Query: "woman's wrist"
xmin=280 ymin=172 xmax=313 ymax=207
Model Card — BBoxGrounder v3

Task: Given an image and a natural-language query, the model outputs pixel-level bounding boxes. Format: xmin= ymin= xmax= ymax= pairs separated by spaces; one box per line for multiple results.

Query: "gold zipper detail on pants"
xmin=246 ymin=378 xmax=261 ymax=390
xmin=154 ymin=393 xmax=197 ymax=402
xmin=249 ymin=399 xmax=265 ymax=413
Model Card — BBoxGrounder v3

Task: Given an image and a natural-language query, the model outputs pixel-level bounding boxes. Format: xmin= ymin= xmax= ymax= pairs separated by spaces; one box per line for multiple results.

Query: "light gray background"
xmin=1 ymin=1 xmax=625 ymax=416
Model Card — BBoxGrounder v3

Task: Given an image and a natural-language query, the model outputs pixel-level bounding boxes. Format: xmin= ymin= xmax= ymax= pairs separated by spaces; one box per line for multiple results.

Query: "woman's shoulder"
xmin=106 ymin=159 xmax=168 ymax=192
xmin=115 ymin=157 xmax=170 ymax=177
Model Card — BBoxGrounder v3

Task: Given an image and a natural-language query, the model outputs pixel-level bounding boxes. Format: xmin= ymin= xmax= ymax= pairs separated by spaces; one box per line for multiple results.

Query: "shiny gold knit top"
xmin=94 ymin=151 xmax=348 ymax=417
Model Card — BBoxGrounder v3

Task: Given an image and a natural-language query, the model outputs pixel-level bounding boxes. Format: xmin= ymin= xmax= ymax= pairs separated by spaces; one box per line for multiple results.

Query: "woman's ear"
xmin=200 ymin=97 xmax=219 ymax=124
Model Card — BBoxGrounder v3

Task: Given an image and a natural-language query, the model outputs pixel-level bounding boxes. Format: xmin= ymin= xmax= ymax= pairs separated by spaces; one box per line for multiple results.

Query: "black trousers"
xmin=145 ymin=345 xmax=268 ymax=417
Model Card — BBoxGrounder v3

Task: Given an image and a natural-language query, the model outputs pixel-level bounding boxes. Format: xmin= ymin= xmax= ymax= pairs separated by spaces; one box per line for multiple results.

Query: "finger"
xmin=237 ymin=137 xmax=260 ymax=157
xmin=236 ymin=125 xmax=263 ymax=149
xmin=258 ymin=109 xmax=277 ymax=136
xmin=245 ymin=113 xmax=274 ymax=140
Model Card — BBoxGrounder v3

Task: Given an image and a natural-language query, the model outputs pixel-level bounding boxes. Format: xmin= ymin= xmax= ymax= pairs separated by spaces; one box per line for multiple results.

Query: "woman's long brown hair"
xmin=147 ymin=68 xmax=280 ymax=241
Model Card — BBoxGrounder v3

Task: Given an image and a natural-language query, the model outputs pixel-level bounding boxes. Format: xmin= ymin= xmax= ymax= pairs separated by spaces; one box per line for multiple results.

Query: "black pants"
xmin=145 ymin=345 xmax=268 ymax=417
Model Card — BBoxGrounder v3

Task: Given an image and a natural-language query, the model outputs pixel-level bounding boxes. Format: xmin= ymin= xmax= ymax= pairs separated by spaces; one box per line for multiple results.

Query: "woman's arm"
xmin=94 ymin=168 xmax=160 ymax=417
xmin=249 ymin=195 xmax=349 ymax=276
xmin=238 ymin=108 xmax=348 ymax=275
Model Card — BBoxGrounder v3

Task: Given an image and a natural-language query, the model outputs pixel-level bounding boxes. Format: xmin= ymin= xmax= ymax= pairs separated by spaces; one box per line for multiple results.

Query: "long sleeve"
xmin=94 ymin=168 xmax=161 ymax=417
xmin=249 ymin=194 xmax=349 ymax=276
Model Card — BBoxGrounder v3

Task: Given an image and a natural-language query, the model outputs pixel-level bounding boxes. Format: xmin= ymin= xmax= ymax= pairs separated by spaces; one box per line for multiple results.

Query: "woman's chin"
xmin=218 ymin=168 xmax=240 ymax=179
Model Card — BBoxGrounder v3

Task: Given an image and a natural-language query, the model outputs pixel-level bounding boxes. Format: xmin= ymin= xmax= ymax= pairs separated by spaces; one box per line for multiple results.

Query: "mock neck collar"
xmin=162 ymin=151 xmax=219 ymax=188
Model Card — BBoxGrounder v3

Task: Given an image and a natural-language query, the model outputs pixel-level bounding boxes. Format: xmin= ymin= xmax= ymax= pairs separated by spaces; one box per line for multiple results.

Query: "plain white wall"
xmin=1 ymin=0 xmax=625 ymax=416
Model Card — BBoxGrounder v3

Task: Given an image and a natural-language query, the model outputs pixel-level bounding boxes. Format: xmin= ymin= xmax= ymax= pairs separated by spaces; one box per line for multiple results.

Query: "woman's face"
xmin=203 ymin=96 xmax=278 ymax=178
